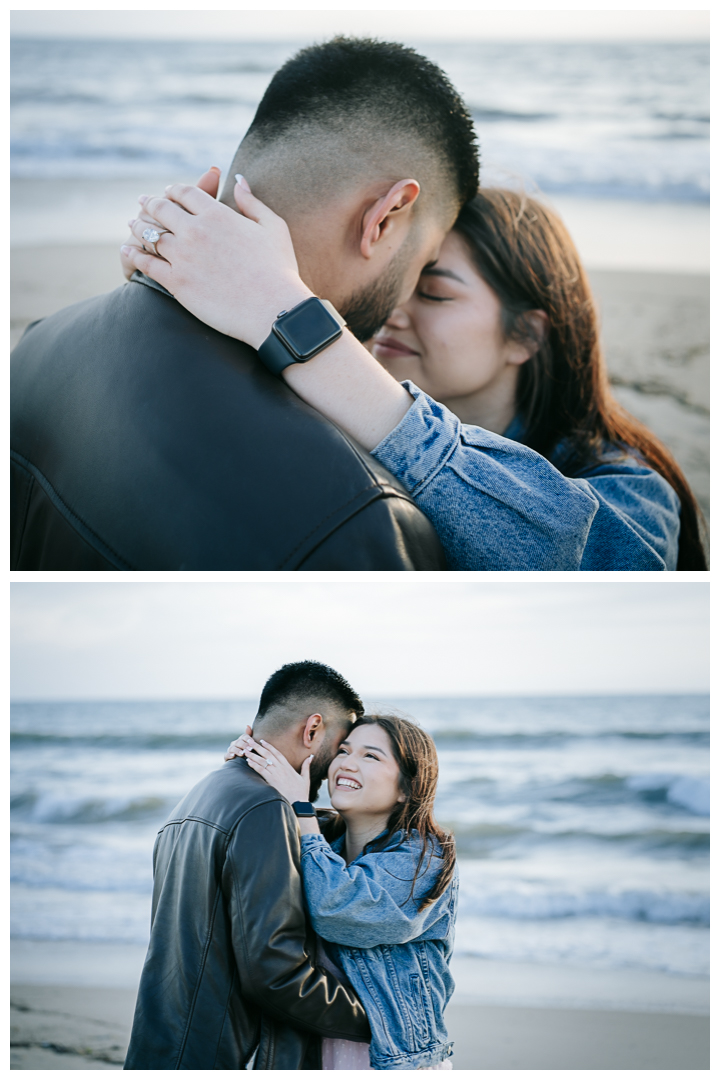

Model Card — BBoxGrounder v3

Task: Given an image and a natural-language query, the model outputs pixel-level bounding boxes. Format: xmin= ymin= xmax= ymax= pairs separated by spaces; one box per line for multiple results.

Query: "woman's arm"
xmin=371 ymin=383 xmax=678 ymax=570
xmin=121 ymin=180 xmax=412 ymax=450
xmin=298 ymin=834 xmax=446 ymax=948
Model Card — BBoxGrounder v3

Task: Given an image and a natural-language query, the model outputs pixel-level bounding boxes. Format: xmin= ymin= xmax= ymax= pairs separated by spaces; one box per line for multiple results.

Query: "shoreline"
xmin=10 ymin=940 xmax=709 ymax=1069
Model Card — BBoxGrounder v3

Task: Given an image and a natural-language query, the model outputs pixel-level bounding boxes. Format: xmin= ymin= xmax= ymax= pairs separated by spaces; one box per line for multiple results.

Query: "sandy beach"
xmin=10 ymin=942 xmax=710 ymax=1070
xmin=10 ymin=236 xmax=709 ymax=527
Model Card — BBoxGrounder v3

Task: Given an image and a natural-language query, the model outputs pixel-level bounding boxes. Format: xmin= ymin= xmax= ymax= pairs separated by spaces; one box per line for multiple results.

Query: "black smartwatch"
xmin=258 ymin=296 xmax=346 ymax=376
xmin=291 ymin=801 xmax=317 ymax=818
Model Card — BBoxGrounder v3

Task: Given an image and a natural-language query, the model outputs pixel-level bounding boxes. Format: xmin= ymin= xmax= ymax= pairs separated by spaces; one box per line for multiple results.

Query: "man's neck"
xmin=252 ymin=728 xmax=303 ymax=772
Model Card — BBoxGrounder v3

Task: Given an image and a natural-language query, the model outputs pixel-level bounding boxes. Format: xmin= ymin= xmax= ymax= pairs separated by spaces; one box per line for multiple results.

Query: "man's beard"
xmin=342 ymin=243 xmax=415 ymax=343
xmin=307 ymin=738 xmax=340 ymax=802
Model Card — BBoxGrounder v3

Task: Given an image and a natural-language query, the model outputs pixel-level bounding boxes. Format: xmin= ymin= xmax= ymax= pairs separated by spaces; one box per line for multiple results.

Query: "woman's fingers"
xmin=138 ymin=194 xmax=189 ymax=232
xmin=121 ymin=234 xmax=145 ymax=280
xmin=196 ymin=166 xmax=221 ymax=199
xmin=120 ymin=244 xmax=173 ymax=290
xmin=159 ymin=183 xmax=217 ymax=217
xmin=257 ymin=739 xmax=287 ymax=766
xmin=232 ymin=177 xmax=279 ymax=227
xmin=129 ymin=218 xmax=172 ymax=259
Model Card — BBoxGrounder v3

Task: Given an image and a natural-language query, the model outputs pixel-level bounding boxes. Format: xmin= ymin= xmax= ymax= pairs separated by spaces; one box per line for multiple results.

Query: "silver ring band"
xmin=141 ymin=226 xmax=170 ymax=257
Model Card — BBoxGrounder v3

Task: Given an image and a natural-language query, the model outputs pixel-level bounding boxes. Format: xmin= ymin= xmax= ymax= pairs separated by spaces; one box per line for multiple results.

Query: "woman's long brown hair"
xmin=322 ymin=714 xmax=455 ymax=911
xmin=453 ymin=190 xmax=707 ymax=570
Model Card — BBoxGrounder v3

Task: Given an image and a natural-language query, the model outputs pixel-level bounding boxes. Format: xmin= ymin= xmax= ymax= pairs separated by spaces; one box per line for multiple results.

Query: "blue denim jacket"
xmin=300 ymin=831 xmax=458 ymax=1070
xmin=371 ymin=382 xmax=681 ymax=570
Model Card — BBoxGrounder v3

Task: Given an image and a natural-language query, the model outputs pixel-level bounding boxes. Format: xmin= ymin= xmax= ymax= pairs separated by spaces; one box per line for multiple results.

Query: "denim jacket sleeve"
xmin=300 ymin=834 xmax=443 ymax=948
xmin=371 ymin=382 xmax=680 ymax=570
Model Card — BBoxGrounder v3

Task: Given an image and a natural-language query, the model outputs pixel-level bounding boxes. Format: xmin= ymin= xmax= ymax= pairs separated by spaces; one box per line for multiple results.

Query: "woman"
xmin=121 ymin=177 xmax=707 ymax=570
xmin=226 ymin=715 xmax=457 ymax=1070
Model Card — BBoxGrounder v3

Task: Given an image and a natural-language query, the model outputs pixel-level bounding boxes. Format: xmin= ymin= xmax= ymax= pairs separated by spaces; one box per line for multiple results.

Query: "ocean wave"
xmin=11 ymin=791 xmax=172 ymax=824
xmin=471 ymin=107 xmax=556 ymax=123
xmin=458 ymin=888 xmax=709 ymax=926
xmin=13 ymin=727 xmax=708 ymax=750
xmin=11 ymin=730 xmax=236 ymax=750
xmin=451 ymin=823 xmax=708 ymax=858
xmin=453 ymin=915 xmax=709 ymax=977
xmin=627 ymin=774 xmax=709 ymax=816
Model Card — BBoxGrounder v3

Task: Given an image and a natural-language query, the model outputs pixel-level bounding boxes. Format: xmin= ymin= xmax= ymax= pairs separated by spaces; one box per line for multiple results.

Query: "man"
xmin=11 ymin=37 xmax=478 ymax=570
xmin=125 ymin=660 xmax=368 ymax=1070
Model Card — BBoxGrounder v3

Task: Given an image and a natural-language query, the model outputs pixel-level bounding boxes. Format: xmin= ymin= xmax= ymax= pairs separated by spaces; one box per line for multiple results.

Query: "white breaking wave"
xmin=626 ymin=774 xmax=710 ymax=816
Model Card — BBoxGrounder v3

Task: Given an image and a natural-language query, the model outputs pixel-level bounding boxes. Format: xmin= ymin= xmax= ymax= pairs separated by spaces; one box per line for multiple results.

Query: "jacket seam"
xmin=211 ymin=972 xmax=236 ymax=1070
xmin=175 ymin=882 xmax=224 ymax=1067
xmin=158 ymin=794 xmax=287 ymax=839
xmin=11 ymin=459 xmax=34 ymax=569
xmin=10 ymin=449 xmax=134 ymax=569
xmin=280 ymin=484 xmax=415 ymax=569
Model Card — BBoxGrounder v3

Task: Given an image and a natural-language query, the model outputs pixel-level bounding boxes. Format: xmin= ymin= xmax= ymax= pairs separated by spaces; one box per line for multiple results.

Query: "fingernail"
xmin=138 ymin=195 xmax=148 ymax=205
xmin=127 ymin=218 xmax=136 ymax=227
xmin=235 ymin=173 xmax=251 ymax=192
xmin=120 ymin=245 xmax=131 ymax=255
xmin=210 ymin=165 xmax=221 ymax=173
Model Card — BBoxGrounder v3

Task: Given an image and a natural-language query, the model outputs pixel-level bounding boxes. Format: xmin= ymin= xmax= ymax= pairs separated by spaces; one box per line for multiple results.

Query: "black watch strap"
xmin=258 ymin=297 xmax=345 ymax=376
xmin=257 ymin=328 xmax=299 ymax=376
xmin=292 ymin=801 xmax=316 ymax=818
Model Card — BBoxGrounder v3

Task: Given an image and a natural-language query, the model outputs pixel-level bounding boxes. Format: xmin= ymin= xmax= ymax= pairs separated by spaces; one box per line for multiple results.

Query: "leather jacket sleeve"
xmin=223 ymin=796 xmax=370 ymax=1042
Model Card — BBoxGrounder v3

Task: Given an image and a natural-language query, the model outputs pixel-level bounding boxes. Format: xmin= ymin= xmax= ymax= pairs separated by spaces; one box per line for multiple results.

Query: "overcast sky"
xmin=10 ymin=582 xmax=709 ymax=701
xmin=10 ymin=7 xmax=709 ymax=42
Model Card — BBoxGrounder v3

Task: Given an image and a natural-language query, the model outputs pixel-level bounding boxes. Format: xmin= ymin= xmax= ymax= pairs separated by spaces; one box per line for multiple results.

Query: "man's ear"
xmin=302 ymin=713 xmax=323 ymax=749
xmin=360 ymin=179 xmax=421 ymax=260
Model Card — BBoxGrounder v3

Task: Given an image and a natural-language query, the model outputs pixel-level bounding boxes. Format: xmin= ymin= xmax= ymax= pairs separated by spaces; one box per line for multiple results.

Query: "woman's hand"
xmin=224 ymin=725 xmax=253 ymax=761
xmin=120 ymin=166 xmax=222 ymax=282
xmin=121 ymin=176 xmax=311 ymax=348
xmin=239 ymin=736 xmax=313 ymax=803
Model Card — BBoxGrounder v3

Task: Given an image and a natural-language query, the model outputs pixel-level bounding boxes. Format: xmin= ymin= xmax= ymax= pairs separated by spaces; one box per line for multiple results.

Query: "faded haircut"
xmin=255 ymin=660 xmax=364 ymax=731
xmin=232 ymin=37 xmax=479 ymax=213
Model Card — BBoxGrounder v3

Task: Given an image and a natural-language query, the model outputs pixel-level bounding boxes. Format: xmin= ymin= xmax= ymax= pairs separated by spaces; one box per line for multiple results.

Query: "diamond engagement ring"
xmin=141 ymin=227 xmax=169 ymax=256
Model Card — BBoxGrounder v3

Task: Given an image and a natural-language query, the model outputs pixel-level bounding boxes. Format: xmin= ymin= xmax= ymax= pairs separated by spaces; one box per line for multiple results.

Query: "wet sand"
xmin=10 ymin=244 xmax=710 ymax=523
xmin=10 ymin=943 xmax=710 ymax=1070
xmin=10 ymin=983 xmax=710 ymax=1070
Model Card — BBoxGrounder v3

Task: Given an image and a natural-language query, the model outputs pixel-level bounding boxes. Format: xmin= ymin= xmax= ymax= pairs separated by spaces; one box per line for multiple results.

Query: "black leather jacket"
xmin=124 ymin=757 xmax=370 ymax=1070
xmin=10 ymin=275 xmax=446 ymax=570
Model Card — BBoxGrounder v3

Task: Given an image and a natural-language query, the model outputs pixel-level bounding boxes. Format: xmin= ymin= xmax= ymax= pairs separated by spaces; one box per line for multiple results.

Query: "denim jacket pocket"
xmin=410 ymin=974 xmax=430 ymax=1045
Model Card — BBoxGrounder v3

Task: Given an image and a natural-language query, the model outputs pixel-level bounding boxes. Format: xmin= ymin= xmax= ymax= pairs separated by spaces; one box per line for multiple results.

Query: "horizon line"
xmin=10 ymin=689 xmax=709 ymax=705
xmin=10 ymin=34 xmax=709 ymax=44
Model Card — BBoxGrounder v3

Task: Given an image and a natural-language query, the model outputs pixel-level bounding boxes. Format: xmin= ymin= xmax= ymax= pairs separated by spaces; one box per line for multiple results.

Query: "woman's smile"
xmin=373 ymin=335 xmax=420 ymax=360
xmin=335 ymin=775 xmax=362 ymax=790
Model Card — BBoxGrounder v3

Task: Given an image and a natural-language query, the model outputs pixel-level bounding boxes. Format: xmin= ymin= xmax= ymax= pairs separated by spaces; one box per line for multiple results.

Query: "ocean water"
xmin=10 ymin=38 xmax=708 ymax=203
xmin=10 ymin=695 xmax=709 ymax=978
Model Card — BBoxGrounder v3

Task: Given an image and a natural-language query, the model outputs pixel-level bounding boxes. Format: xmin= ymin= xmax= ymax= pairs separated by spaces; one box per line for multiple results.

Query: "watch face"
xmin=274 ymin=298 xmax=342 ymax=360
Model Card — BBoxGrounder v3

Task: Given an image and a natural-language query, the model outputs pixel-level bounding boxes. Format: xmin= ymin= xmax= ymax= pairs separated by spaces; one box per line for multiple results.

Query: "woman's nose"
xmin=384 ymin=305 xmax=411 ymax=329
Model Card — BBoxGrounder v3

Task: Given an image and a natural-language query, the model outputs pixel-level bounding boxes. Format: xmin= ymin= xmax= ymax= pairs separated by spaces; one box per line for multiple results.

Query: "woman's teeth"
xmin=336 ymin=777 xmax=361 ymax=789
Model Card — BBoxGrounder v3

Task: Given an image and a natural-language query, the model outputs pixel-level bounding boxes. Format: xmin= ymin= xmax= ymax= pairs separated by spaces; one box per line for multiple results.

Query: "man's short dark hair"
xmin=257 ymin=660 xmax=364 ymax=721
xmin=245 ymin=36 xmax=479 ymax=207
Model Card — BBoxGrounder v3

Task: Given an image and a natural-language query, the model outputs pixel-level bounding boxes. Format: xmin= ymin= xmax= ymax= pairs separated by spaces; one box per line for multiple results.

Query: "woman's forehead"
xmin=346 ymin=722 xmax=392 ymax=751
